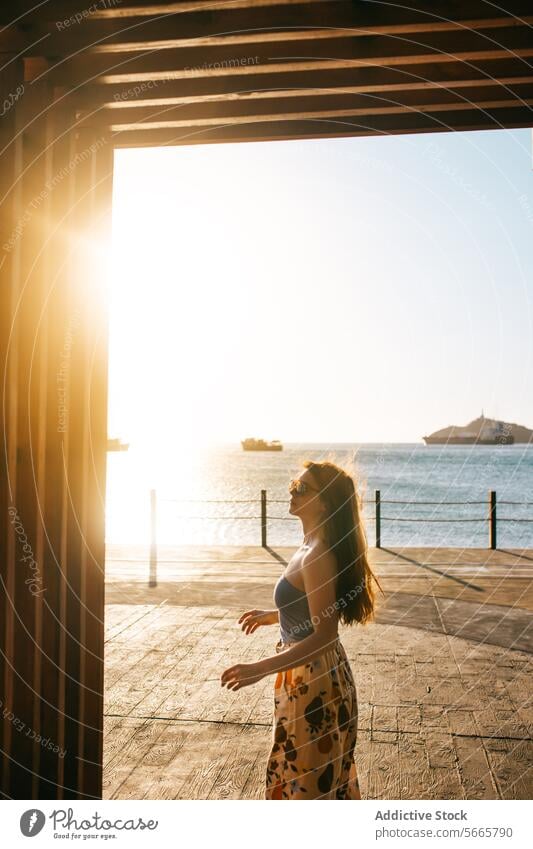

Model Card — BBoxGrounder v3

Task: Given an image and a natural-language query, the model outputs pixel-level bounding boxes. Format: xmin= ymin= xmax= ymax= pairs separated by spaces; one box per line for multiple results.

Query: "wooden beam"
xmin=3 ymin=10 xmax=533 ymax=57
xmin=10 ymin=0 xmax=330 ymax=20
xmin=109 ymin=103 xmax=533 ymax=146
xmin=78 ymin=17 xmax=533 ymax=55
xmin=0 ymin=55 xmax=26 ymax=800
xmin=74 ymin=82 xmax=533 ymax=131
xmin=106 ymin=96 xmax=533 ymax=131
xmin=133 ymin=76 xmax=533 ymax=107
xmin=6 ymin=0 xmax=533 ymax=26
xmin=38 ymin=24 xmax=533 ymax=89
xmin=73 ymin=63 xmax=533 ymax=111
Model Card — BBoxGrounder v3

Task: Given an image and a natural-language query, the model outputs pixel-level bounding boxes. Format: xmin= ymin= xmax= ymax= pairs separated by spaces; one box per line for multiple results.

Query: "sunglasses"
xmin=289 ymin=478 xmax=320 ymax=496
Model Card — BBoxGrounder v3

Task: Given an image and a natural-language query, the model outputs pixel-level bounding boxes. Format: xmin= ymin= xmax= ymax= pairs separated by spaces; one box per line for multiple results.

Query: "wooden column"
xmin=0 ymin=63 xmax=113 ymax=799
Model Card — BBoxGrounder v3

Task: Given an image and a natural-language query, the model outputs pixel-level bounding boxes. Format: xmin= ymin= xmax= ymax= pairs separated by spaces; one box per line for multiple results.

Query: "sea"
xmin=105 ymin=443 xmax=533 ymax=548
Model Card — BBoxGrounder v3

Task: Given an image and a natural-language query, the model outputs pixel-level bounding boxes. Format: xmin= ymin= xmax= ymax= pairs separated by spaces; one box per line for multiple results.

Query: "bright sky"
xmin=108 ymin=127 xmax=533 ymax=447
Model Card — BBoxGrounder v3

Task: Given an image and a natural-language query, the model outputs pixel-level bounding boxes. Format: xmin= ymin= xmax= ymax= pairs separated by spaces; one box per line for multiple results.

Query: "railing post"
xmin=375 ymin=489 xmax=381 ymax=548
xmin=261 ymin=489 xmax=267 ymax=547
xmin=149 ymin=488 xmax=157 ymax=586
xmin=489 ymin=489 xmax=497 ymax=550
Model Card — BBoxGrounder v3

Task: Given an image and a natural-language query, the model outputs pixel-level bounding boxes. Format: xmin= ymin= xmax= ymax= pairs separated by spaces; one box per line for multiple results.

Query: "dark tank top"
xmin=273 ymin=574 xmax=315 ymax=643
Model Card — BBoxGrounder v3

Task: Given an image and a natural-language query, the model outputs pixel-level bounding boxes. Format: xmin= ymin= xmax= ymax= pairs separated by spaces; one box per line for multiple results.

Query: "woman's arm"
xmin=221 ymin=545 xmax=339 ymax=690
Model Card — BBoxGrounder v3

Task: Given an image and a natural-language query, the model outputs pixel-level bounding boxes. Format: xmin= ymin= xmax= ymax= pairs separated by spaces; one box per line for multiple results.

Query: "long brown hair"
xmin=303 ymin=459 xmax=384 ymax=625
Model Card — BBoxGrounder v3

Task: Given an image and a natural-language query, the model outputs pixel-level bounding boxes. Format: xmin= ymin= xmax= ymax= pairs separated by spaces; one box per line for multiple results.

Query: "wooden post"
xmin=261 ymin=489 xmax=267 ymax=547
xmin=375 ymin=490 xmax=381 ymax=548
xmin=489 ymin=490 xmax=497 ymax=550
xmin=149 ymin=489 xmax=157 ymax=586
xmin=0 ymin=74 xmax=113 ymax=798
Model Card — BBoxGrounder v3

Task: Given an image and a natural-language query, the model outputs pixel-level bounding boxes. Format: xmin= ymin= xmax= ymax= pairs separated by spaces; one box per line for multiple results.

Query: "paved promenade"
xmin=103 ymin=545 xmax=533 ymax=799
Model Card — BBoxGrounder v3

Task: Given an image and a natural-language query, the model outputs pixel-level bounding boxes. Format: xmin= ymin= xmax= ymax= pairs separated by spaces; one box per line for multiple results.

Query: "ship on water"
xmin=106 ymin=437 xmax=129 ymax=452
xmin=241 ymin=437 xmax=283 ymax=451
xmin=422 ymin=412 xmax=533 ymax=445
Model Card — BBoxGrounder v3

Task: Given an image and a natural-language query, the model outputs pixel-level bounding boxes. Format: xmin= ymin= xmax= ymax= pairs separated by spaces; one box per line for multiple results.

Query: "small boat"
xmin=241 ymin=437 xmax=283 ymax=451
xmin=106 ymin=438 xmax=129 ymax=452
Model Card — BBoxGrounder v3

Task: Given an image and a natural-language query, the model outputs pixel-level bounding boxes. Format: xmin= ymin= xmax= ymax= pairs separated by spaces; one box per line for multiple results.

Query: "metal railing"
xmin=143 ymin=488 xmax=532 ymax=586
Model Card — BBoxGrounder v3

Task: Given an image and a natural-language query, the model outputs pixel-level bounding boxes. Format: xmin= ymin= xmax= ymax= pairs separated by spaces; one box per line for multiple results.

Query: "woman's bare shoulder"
xmin=302 ymin=538 xmax=337 ymax=574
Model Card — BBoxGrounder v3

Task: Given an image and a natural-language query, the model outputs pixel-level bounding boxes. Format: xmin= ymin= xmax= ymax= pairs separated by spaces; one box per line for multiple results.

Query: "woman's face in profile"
xmin=288 ymin=469 xmax=322 ymax=516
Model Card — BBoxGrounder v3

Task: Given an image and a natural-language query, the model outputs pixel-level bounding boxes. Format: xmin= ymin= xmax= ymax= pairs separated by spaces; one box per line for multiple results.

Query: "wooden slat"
xmin=6 ymin=0 xmax=533 ymax=27
xmin=40 ymin=25 xmax=533 ymax=88
xmin=109 ymin=104 xmax=533 ymax=147
xmin=0 ymin=58 xmax=30 ymax=799
xmin=37 ymin=95 xmax=75 ymax=800
xmin=76 ymin=81 xmax=533 ymax=129
xmin=101 ymin=93 xmax=533 ymax=133
xmin=81 ymin=16 xmax=533 ymax=54
xmin=4 ymin=8 xmax=533 ymax=56
xmin=5 ymin=0 xmax=330 ymax=20
xmin=100 ymin=77 xmax=533 ymax=112
xmin=73 ymin=61 xmax=533 ymax=112
xmin=9 ymin=79 xmax=52 ymax=799
xmin=76 ymin=129 xmax=114 ymax=799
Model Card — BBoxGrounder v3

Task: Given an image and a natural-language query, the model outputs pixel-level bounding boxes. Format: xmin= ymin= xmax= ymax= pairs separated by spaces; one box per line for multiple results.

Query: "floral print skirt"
xmin=265 ymin=635 xmax=361 ymax=799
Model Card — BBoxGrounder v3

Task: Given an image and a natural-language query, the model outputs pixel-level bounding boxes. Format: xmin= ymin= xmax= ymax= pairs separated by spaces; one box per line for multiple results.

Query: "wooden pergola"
xmin=1 ymin=0 xmax=532 ymax=800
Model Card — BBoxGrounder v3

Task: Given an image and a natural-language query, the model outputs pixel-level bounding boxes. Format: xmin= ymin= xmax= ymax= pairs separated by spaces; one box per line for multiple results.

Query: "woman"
xmin=221 ymin=459 xmax=384 ymax=799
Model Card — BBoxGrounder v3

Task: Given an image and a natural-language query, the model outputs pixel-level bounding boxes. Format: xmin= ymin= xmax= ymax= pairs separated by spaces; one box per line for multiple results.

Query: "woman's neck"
xmin=301 ymin=520 xmax=322 ymax=546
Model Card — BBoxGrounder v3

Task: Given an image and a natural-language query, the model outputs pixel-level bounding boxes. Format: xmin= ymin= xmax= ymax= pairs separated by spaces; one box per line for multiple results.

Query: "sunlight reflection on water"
xmin=105 ymin=442 xmax=533 ymax=547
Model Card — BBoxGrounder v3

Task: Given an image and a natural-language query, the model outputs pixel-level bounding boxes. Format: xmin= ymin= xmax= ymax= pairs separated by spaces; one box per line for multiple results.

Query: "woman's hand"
xmin=238 ymin=609 xmax=278 ymax=634
xmin=220 ymin=661 xmax=266 ymax=691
